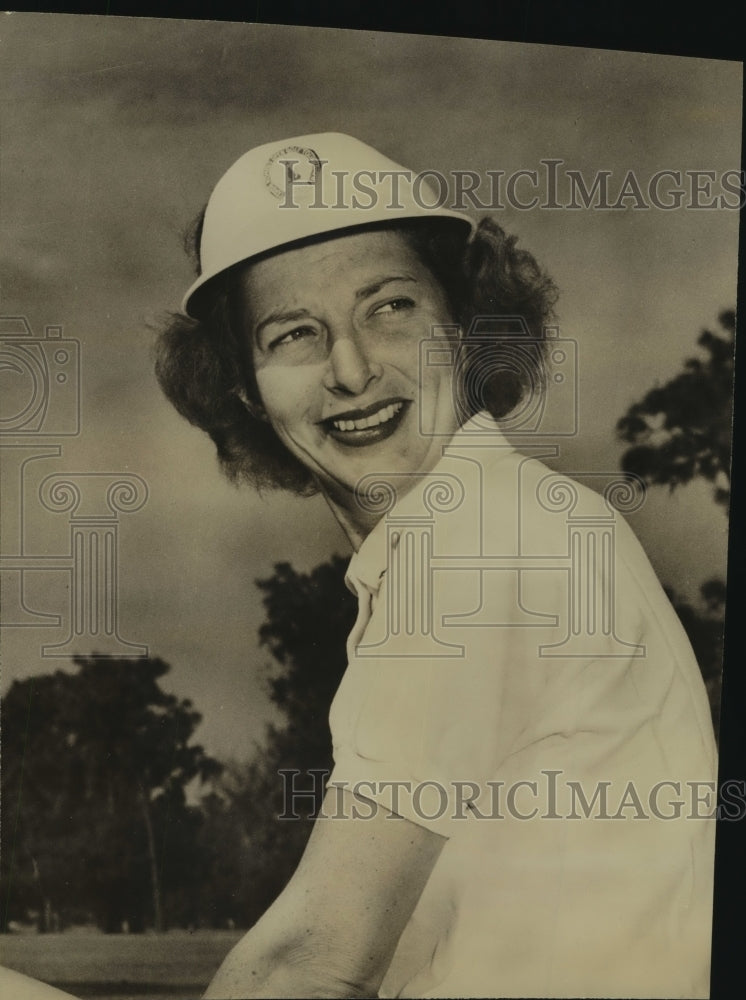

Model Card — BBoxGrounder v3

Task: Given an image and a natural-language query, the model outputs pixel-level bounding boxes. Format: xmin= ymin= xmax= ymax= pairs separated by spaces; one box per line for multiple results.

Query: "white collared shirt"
xmin=328 ymin=413 xmax=717 ymax=998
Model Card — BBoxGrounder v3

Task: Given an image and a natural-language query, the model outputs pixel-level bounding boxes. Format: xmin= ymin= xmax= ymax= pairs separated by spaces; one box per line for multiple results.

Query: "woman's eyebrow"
xmin=255 ymin=275 xmax=416 ymax=336
xmin=355 ymin=274 xmax=416 ymax=301
xmin=256 ymin=307 xmax=311 ymax=337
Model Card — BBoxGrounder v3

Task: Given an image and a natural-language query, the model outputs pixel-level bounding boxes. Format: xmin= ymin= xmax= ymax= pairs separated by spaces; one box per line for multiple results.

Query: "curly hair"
xmin=154 ymin=216 xmax=558 ymax=495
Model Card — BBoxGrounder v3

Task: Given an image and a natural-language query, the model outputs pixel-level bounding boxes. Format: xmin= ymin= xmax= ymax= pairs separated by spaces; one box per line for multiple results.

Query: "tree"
xmin=616 ymin=309 xmax=734 ymax=508
xmin=214 ymin=556 xmax=357 ymax=927
xmin=662 ymin=580 xmax=726 ymax=732
xmin=257 ymin=557 xmax=358 ymax=780
xmin=616 ymin=309 xmax=735 ymax=726
xmin=1 ymin=655 xmax=222 ymax=932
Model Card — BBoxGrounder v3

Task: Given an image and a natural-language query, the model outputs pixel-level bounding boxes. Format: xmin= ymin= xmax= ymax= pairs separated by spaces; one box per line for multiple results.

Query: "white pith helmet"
xmin=182 ymin=132 xmax=475 ymax=318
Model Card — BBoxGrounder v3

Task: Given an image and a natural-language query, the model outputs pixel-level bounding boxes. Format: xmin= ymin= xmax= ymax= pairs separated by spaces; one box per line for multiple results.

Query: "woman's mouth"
xmin=323 ymin=399 xmax=408 ymax=447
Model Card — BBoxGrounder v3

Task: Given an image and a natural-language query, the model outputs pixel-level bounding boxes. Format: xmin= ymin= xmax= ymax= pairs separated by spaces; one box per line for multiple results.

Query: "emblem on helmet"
xmin=263 ymin=145 xmax=322 ymax=199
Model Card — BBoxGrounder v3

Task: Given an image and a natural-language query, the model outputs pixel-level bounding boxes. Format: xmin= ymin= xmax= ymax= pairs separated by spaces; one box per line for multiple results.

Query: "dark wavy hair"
xmin=155 ymin=215 xmax=558 ymax=494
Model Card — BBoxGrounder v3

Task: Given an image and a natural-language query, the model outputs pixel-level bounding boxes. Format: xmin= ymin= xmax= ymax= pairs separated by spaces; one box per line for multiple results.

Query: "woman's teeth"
xmin=332 ymin=402 xmax=403 ymax=432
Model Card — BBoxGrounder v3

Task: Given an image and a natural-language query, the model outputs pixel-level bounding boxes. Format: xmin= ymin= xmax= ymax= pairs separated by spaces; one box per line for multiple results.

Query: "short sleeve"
xmin=328 ymin=564 xmax=569 ymax=837
xmin=328 ymin=505 xmax=717 ymax=838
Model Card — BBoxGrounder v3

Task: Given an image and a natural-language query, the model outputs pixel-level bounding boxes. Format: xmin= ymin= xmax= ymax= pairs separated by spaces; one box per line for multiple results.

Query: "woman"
xmin=156 ymin=133 xmax=716 ymax=998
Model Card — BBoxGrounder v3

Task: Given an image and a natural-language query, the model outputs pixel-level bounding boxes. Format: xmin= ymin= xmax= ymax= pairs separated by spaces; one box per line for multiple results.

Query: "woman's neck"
xmin=321 ymin=491 xmax=381 ymax=552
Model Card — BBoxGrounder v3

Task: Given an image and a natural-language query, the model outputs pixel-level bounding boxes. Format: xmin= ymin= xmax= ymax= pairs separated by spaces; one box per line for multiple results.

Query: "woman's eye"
xmin=270 ymin=327 xmax=316 ymax=349
xmin=374 ymin=297 xmax=415 ymax=315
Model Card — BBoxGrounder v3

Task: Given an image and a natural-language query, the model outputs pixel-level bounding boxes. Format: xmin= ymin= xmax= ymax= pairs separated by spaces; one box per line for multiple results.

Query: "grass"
xmin=0 ymin=929 xmax=244 ymax=1000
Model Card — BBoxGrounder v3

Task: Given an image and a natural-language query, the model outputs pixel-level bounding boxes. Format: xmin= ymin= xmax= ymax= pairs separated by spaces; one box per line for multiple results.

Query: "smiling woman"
xmin=154 ymin=133 xmax=717 ymax=999
xmin=236 ymin=229 xmax=464 ymax=545
xmin=155 ymin=213 xmax=556 ymax=499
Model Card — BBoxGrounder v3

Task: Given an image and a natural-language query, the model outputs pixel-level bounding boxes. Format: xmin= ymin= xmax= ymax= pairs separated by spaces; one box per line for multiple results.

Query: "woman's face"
xmin=236 ymin=228 xmax=460 ymax=518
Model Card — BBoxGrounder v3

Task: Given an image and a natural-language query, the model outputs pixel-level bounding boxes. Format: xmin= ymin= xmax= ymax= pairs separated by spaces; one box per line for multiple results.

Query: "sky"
xmin=0 ymin=13 xmax=741 ymax=763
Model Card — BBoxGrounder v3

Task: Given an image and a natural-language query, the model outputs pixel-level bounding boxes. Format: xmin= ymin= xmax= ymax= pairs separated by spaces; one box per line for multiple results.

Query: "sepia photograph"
xmin=0 ymin=11 xmax=742 ymax=999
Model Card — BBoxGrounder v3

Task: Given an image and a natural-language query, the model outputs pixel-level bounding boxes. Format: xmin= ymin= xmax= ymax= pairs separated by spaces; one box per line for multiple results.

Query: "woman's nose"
xmin=323 ymin=332 xmax=382 ymax=395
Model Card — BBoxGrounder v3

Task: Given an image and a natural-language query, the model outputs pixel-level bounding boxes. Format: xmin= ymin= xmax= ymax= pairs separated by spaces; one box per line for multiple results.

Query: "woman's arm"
xmin=0 ymin=969 xmax=80 ymax=1000
xmin=203 ymin=786 xmax=446 ymax=999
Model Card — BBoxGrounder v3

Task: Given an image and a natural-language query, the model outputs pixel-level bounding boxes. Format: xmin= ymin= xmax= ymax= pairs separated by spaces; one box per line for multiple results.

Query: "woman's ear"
xmin=235 ymin=388 xmax=269 ymax=422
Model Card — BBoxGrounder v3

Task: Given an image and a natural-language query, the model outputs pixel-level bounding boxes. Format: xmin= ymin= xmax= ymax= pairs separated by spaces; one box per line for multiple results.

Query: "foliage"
xmin=257 ymin=556 xmax=357 ymax=776
xmin=1 ymin=656 xmax=221 ymax=933
xmin=1 ymin=560 xmax=356 ymax=935
xmin=665 ymin=579 xmax=726 ymax=732
xmin=210 ymin=556 xmax=357 ymax=927
xmin=616 ymin=309 xmax=735 ymax=726
xmin=616 ymin=309 xmax=734 ymax=507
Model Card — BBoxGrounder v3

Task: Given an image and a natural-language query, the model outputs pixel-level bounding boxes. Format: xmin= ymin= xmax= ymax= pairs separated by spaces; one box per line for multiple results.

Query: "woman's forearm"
xmin=203 ymin=922 xmax=379 ymax=999
xmin=202 ymin=789 xmax=440 ymax=999
xmin=203 ymin=936 xmax=377 ymax=999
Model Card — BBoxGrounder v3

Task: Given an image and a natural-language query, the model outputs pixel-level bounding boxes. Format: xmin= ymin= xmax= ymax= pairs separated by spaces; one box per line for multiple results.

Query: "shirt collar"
xmin=345 ymin=411 xmax=513 ymax=597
